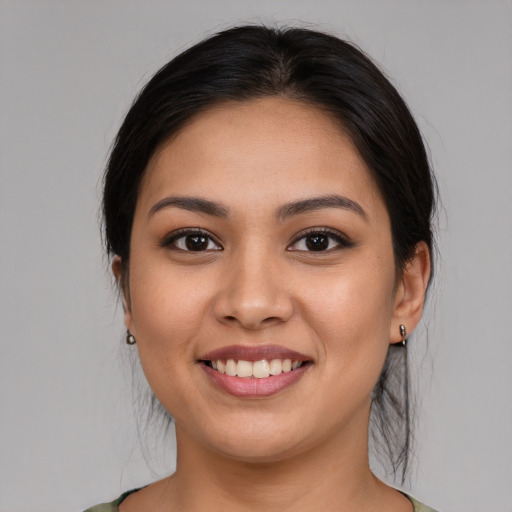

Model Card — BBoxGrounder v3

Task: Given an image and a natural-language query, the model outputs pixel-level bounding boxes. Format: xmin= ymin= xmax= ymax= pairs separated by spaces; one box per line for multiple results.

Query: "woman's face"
xmin=121 ymin=97 xmax=424 ymax=462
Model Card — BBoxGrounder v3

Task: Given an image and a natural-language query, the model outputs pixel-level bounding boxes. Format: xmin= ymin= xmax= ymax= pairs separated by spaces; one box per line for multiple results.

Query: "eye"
xmin=288 ymin=229 xmax=352 ymax=252
xmin=163 ymin=229 xmax=222 ymax=252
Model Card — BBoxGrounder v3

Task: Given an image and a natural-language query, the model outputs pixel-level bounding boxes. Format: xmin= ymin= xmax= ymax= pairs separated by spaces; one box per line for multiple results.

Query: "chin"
xmin=216 ymin=439 xmax=306 ymax=464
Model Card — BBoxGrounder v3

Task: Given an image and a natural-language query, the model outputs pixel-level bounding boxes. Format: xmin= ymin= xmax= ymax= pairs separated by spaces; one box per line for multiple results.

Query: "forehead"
xmin=139 ymin=97 xmax=385 ymax=217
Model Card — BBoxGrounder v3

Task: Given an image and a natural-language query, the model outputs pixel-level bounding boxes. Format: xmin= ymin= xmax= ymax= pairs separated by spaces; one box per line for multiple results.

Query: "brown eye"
xmin=288 ymin=229 xmax=352 ymax=253
xmin=305 ymin=234 xmax=329 ymax=251
xmin=166 ymin=230 xmax=222 ymax=252
xmin=185 ymin=234 xmax=209 ymax=251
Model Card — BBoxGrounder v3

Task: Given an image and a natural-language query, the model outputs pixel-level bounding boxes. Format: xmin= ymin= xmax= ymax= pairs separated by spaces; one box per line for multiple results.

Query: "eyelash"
xmin=161 ymin=227 xmax=353 ymax=253
xmin=287 ymin=228 xmax=354 ymax=253
xmin=160 ymin=229 xmax=222 ymax=252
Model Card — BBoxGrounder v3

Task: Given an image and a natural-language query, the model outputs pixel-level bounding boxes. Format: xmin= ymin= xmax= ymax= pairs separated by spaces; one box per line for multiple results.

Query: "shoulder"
xmin=405 ymin=493 xmax=440 ymax=512
xmin=82 ymin=489 xmax=140 ymax=512
xmin=82 ymin=500 xmax=119 ymax=512
xmin=84 ymin=488 xmax=438 ymax=512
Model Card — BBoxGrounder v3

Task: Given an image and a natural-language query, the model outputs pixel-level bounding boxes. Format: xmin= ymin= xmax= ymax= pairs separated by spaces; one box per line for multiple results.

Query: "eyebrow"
xmin=148 ymin=193 xmax=367 ymax=222
xmin=276 ymin=194 xmax=368 ymax=222
xmin=149 ymin=196 xmax=229 ymax=218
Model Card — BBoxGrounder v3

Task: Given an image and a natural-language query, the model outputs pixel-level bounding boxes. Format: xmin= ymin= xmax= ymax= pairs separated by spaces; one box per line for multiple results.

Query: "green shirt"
xmin=83 ymin=489 xmax=439 ymax=511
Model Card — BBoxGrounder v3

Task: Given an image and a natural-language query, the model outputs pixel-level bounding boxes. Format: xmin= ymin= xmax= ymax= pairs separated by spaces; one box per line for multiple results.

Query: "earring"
xmin=399 ymin=324 xmax=408 ymax=347
xmin=126 ymin=330 xmax=136 ymax=345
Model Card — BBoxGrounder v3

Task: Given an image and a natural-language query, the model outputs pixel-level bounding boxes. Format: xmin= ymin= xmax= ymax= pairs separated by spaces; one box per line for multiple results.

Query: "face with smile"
xmin=117 ymin=97 xmax=427 ymax=463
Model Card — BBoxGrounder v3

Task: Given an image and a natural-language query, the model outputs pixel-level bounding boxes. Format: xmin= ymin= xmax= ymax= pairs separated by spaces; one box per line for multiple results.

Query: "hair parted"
xmin=102 ymin=24 xmax=437 ymax=483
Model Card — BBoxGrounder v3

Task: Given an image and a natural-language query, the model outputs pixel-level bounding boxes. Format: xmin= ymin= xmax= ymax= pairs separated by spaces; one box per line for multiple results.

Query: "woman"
xmin=86 ymin=25 xmax=437 ymax=511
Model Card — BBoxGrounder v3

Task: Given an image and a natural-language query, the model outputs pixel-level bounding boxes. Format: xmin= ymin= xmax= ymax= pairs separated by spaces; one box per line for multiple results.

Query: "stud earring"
xmin=126 ymin=330 xmax=136 ymax=345
xmin=399 ymin=324 xmax=408 ymax=347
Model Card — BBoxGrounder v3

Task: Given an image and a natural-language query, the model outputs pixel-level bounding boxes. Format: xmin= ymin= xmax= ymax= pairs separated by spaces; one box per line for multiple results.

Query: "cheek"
xmin=300 ymin=257 xmax=396 ymax=376
xmin=130 ymin=254 xmax=211 ymax=327
xmin=126 ymin=265 xmax=219 ymax=422
xmin=127 ymin=260 xmax=214 ymax=382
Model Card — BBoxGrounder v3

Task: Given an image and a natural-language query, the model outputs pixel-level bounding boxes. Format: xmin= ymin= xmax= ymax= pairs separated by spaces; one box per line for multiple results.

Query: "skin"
xmin=113 ymin=97 xmax=431 ymax=512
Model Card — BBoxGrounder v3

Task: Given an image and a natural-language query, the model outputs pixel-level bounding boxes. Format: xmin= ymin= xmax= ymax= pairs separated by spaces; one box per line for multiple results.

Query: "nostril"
xmin=221 ymin=314 xmax=285 ymax=330
xmin=262 ymin=316 xmax=280 ymax=324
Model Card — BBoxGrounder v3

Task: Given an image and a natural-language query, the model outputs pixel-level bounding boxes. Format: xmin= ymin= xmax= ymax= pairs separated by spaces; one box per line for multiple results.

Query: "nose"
xmin=212 ymin=247 xmax=294 ymax=330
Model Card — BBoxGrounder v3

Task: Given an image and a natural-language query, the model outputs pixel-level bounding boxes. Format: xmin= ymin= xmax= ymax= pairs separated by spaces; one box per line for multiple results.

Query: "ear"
xmin=389 ymin=241 xmax=431 ymax=344
xmin=112 ymin=255 xmax=133 ymax=331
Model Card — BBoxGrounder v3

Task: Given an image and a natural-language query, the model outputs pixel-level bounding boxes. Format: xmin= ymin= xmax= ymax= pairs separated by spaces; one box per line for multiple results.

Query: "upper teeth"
xmin=210 ymin=359 xmax=301 ymax=378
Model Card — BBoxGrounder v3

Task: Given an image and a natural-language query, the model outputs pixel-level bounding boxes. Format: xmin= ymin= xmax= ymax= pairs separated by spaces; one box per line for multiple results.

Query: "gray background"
xmin=1 ymin=1 xmax=511 ymax=511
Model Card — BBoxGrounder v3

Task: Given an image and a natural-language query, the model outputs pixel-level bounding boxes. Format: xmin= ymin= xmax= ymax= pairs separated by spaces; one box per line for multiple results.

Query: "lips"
xmin=200 ymin=345 xmax=311 ymax=363
xmin=198 ymin=345 xmax=313 ymax=398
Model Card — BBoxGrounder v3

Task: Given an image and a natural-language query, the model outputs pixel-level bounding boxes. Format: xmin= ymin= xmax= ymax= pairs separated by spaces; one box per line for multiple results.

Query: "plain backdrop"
xmin=1 ymin=1 xmax=511 ymax=511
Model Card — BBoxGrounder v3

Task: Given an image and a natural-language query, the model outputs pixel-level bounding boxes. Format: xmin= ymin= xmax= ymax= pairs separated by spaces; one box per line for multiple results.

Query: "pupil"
xmin=185 ymin=235 xmax=208 ymax=251
xmin=306 ymin=234 xmax=328 ymax=251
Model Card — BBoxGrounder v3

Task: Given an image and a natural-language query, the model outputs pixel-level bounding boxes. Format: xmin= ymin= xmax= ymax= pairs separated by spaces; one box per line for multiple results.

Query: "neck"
xmin=163 ymin=405 xmax=388 ymax=512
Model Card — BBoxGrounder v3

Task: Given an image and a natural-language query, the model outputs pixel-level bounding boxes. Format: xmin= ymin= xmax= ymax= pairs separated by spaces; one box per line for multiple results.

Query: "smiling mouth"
xmin=201 ymin=358 xmax=311 ymax=379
